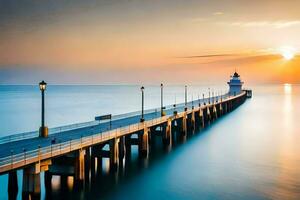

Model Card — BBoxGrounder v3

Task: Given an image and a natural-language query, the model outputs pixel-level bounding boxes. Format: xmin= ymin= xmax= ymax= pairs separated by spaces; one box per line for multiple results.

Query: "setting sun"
xmin=280 ymin=46 xmax=296 ymax=60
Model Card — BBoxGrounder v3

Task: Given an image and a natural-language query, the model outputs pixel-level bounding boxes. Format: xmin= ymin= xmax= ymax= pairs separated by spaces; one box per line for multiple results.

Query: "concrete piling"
xmin=139 ymin=128 xmax=150 ymax=157
xmin=199 ymin=108 xmax=205 ymax=128
xmin=118 ymin=136 xmax=126 ymax=161
xmin=125 ymin=135 xmax=132 ymax=158
xmin=74 ymin=149 xmax=85 ymax=182
xmin=22 ymin=166 xmax=40 ymax=199
xmin=8 ymin=171 xmax=18 ymax=199
xmin=182 ymin=112 xmax=187 ymax=136
xmin=191 ymin=111 xmax=196 ymax=131
xmin=162 ymin=118 xmax=172 ymax=145
xmin=109 ymin=138 xmax=119 ymax=170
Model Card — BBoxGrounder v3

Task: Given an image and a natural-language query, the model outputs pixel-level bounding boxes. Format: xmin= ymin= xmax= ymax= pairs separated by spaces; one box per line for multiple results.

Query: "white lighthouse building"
xmin=227 ymin=71 xmax=244 ymax=96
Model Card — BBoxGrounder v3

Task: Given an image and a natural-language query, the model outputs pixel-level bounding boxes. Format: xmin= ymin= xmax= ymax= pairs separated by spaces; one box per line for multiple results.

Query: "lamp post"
xmin=39 ymin=81 xmax=48 ymax=137
xmin=192 ymin=94 xmax=194 ymax=109
xmin=184 ymin=85 xmax=187 ymax=111
xmin=140 ymin=86 xmax=145 ymax=122
xmin=202 ymin=93 xmax=205 ymax=105
xmin=173 ymin=94 xmax=177 ymax=115
xmin=208 ymin=88 xmax=211 ymax=104
xmin=221 ymin=91 xmax=223 ymax=102
xmin=160 ymin=83 xmax=164 ymax=116
xmin=198 ymin=94 xmax=200 ymax=107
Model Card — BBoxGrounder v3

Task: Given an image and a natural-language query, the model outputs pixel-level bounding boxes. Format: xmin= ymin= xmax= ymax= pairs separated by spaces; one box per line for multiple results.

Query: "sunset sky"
xmin=0 ymin=0 xmax=300 ymax=84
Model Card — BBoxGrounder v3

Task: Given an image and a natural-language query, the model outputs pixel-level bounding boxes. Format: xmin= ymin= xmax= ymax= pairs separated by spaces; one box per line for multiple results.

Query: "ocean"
xmin=0 ymin=84 xmax=299 ymax=199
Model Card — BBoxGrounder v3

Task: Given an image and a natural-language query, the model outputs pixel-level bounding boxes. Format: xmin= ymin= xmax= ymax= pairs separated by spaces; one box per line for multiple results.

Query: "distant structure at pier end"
xmin=228 ymin=71 xmax=244 ymax=96
xmin=228 ymin=71 xmax=252 ymax=98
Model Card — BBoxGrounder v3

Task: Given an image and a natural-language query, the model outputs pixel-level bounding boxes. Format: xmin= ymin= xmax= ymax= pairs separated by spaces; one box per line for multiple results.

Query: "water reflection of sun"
xmin=283 ymin=83 xmax=292 ymax=124
xmin=273 ymin=83 xmax=298 ymax=200
xmin=284 ymin=83 xmax=292 ymax=95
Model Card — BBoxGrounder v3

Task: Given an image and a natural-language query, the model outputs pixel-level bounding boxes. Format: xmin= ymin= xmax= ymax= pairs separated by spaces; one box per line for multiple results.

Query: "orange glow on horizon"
xmin=1 ymin=1 xmax=300 ymax=84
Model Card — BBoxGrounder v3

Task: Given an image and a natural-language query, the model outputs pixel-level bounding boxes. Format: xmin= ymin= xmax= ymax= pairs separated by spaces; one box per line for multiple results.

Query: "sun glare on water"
xmin=284 ymin=83 xmax=292 ymax=94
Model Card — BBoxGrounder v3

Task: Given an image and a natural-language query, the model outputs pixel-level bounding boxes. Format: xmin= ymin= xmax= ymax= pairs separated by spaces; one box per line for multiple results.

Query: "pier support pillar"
xmin=44 ymin=171 xmax=52 ymax=198
xmin=60 ymin=175 xmax=69 ymax=191
xmin=109 ymin=138 xmax=119 ymax=170
xmin=215 ymin=104 xmax=220 ymax=117
xmin=207 ymin=106 xmax=211 ymax=124
xmin=125 ymin=135 xmax=132 ymax=158
xmin=91 ymin=144 xmax=104 ymax=173
xmin=202 ymin=107 xmax=207 ymax=125
xmin=213 ymin=105 xmax=218 ymax=120
xmin=44 ymin=171 xmax=52 ymax=192
xmin=163 ymin=118 xmax=172 ymax=145
xmin=139 ymin=127 xmax=149 ymax=157
xmin=119 ymin=136 xmax=126 ymax=161
xmin=85 ymin=147 xmax=91 ymax=171
xmin=22 ymin=166 xmax=41 ymax=199
xmin=8 ymin=171 xmax=18 ymax=199
xmin=227 ymin=102 xmax=230 ymax=113
xmin=199 ymin=108 xmax=204 ymax=128
xmin=75 ymin=149 xmax=86 ymax=182
xmin=209 ymin=106 xmax=213 ymax=121
xmin=191 ymin=111 xmax=196 ymax=131
xmin=182 ymin=112 xmax=187 ymax=136
xmin=219 ymin=103 xmax=223 ymax=116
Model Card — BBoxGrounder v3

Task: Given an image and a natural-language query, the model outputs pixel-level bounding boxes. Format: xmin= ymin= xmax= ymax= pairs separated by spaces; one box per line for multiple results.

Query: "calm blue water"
xmin=1 ymin=84 xmax=300 ymax=200
xmin=0 ymin=85 xmax=226 ymax=136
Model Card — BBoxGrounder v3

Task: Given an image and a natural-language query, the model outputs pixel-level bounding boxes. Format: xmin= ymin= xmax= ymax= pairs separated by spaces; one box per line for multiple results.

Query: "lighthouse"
xmin=228 ymin=71 xmax=244 ymax=96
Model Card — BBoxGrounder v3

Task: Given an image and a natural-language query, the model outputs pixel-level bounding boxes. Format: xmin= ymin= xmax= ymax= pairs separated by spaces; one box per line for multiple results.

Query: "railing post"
xmin=38 ymin=145 xmax=41 ymax=161
xmin=60 ymin=141 xmax=62 ymax=153
xmin=10 ymin=150 xmax=13 ymax=169
xmin=70 ymin=140 xmax=72 ymax=152
xmin=23 ymin=148 xmax=26 ymax=164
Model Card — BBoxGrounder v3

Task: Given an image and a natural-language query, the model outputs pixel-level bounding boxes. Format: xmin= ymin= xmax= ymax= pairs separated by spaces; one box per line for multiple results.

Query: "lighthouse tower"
xmin=227 ymin=71 xmax=244 ymax=96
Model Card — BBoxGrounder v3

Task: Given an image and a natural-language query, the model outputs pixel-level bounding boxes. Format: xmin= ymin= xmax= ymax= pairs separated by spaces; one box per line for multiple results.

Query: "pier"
xmin=0 ymin=91 xmax=250 ymax=199
xmin=0 ymin=74 xmax=251 ymax=199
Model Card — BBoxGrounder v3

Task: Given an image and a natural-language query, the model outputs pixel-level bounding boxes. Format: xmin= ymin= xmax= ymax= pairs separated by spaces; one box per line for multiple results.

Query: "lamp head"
xmin=39 ymin=81 xmax=47 ymax=91
xmin=141 ymin=86 xmax=144 ymax=91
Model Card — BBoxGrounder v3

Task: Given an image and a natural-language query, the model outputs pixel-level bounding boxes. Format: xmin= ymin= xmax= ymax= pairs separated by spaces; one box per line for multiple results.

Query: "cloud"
xmin=226 ymin=20 xmax=300 ymax=28
xmin=213 ymin=12 xmax=224 ymax=16
xmin=177 ymin=54 xmax=238 ymax=59
xmin=175 ymin=52 xmax=283 ymax=66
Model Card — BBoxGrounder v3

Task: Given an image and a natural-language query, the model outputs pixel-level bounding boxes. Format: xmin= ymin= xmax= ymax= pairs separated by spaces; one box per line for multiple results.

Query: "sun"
xmin=280 ymin=46 xmax=296 ymax=60
xmin=282 ymin=51 xmax=294 ymax=60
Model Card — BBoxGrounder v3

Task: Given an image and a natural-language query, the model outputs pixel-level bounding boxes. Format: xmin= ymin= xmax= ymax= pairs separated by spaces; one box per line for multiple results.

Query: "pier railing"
xmin=0 ymin=93 xmax=230 ymax=145
xmin=0 ymin=116 xmax=169 ymax=173
xmin=0 ymin=91 xmax=245 ymax=173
